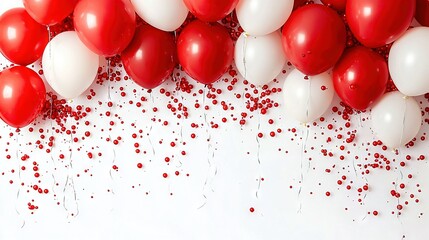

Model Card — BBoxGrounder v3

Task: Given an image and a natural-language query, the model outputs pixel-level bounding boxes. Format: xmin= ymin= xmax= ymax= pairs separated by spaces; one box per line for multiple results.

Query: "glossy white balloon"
xmin=283 ymin=69 xmax=334 ymax=123
xmin=389 ymin=27 xmax=429 ymax=96
xmin=236 ymin=0 xmax=294 ymax=36
xmin=234 ymin=31 xmax=286 ymax=86
xmin=131 ymin=0 xmax=188 ymax=31
xmin=42 ymin=31 xmax=99 ymax=99
xmin=371 ymin=91 xmax=422 ymax=149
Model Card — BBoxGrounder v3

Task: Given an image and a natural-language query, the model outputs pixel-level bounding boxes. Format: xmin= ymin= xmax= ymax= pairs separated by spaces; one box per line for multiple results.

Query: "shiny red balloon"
xmin=0 ymin=66 xmax=46 ymax=128
xmin=282 ymin=4 xmax=346 ymax=76
xmin=74 ymin=0 xmax=136 ymax=56
xmin=177 ymin=20 xmax=233 ymax=85
xmin=333 ymin=46 xmax=388 ymax=111
xmin=0 ymin=8 xmax=49 ymax=66
xmin=346 ymin=0 xmax=415 ymax=48
xmin=122 ymin=25 xmax=177 ymax=89
xmin=320 ymin=0 xmax=346 ymax=11
xmin=183 ymin=0 xmax=239 ymax=22
xmin=23 ymin=0 xmax=78 ymax=26
xmin=416 ymin=0 xmax=429 ymax=27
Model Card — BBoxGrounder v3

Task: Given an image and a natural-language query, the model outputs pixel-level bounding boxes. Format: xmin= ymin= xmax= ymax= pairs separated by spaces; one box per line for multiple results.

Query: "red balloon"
xmin=293 ymin=0 xmax=307 ymax=10
xmin=333 ymin=46 xmax=388 ymax=111
xmin=122 ymin=25 xmax=177 ymax=89
xmin=346 ymin=0 xmax=415 ymax=48
xmin=0 ymin=8 xmax=49 ymax=66
xmin=282 ymin=4 xmax=346 ymax=76
xmin=23 ymin=0 xmax=78 ymax=26
xmin=74 ymin=0 xmax=136 ymax=56
xmin=183 ymin=0 xmax=239 ymax=22
xmin=177 ymin=20 xmax=233 ymax=85
xmin=0 ymin=66 xmax=46 ymax=128
xmin=416 ymin=0 xmax=429 ymax=27
xmin=320 ymin=0 xmax=346 ymax=11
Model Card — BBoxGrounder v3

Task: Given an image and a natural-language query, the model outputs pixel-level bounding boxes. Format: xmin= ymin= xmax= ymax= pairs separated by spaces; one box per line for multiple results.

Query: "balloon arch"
xmin=0 ymin=0 xmax=428 ymax=149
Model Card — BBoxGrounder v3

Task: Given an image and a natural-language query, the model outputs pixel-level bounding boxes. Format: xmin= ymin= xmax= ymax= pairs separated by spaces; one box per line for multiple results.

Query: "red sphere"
xmin=346 ymin=0 xmax=415 ymax=48
xmin=282 ymin=4 xmax=346 ymax=75
xmin=0 ymin=8 xmax=48 ymax=65
xmin=122 ymin=25 xmax=176 ymax=89
xmin=177 ymin=20 xmax=233 ymax=85
xmin=0 ymin=67 xmax=46 ymax=128
xmin=23 ymin=0 xmax=78 ymax=25
xmin=333 ymin=46 xmax=388 ymax=111
xmin=74 ymin=0 xmax=136 ymax=56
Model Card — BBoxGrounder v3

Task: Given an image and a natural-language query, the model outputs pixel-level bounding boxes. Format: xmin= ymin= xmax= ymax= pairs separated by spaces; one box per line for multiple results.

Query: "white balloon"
xmin=236 ymin=0 xmax=294 ymax=36
xmin=371 ymin=91 xmax=422 ymax=149
xmin=131 ymin=0 xmax=188 ymax=32
xmin=42 ymin=31 xmax=99 ymax=99
xmin=234 ymin=31 xmax=286 ymax=86
xmin=283 ymin=69 xmax=335 ymax=123
xmin=389 ymin=27 xmax=429 ymax=96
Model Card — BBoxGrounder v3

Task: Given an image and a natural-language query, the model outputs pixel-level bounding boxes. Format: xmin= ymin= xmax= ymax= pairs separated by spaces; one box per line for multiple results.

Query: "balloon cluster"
xmin=0 ymin=0 xmax=428 ymax=149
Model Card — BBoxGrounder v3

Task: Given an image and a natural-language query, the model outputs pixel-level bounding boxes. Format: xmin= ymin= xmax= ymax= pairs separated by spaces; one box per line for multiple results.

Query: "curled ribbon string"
xmin=147 ymin=91 xmax=156 ymax=159
xmin=395 ymin=96 xmax=408 ymax=213
xmin=106 ymin=58 xmax=117 ymax=196
xmin=297 ymin=77 xmax=312 ymax=213
xmin=242 ymin=33 xmax=248 ymax=81
xmin=392 ymin=97 xmax=407 ymax=238
xmin=240 ymin=33 xmax=248 ymax=131
xmin=198 ymin=85 xmax=216 ymax=209
xmin=354 ymin=112 xmax=368 ymax=209
xmin=15 ymin=130 xmax=25 ymax=228
xmin=48 ymin=96 xmax=59 ymax=211
xmin=297 ymin=123 xmax=309 ymax=213
xmin=174 ymin=73 xmax=184 ymax=169
xmin=47 ymin=26 xmax=52 ymax=60
xmin=353 ymin=112 xmax=360 ymax=178
xmin=63 ymin=130 xmax=79 ymax=220
xmin=255 ymin=87 xmax=262 ymax=200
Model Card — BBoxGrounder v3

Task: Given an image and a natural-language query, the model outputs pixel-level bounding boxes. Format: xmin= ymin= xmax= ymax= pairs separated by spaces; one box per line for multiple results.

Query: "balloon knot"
xmin=402 ymin=96 xmax=409 ymax=100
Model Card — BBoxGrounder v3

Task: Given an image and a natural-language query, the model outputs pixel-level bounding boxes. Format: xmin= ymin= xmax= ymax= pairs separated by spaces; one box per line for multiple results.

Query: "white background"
xmin=1 ymin=1 xmax=429 ymax=239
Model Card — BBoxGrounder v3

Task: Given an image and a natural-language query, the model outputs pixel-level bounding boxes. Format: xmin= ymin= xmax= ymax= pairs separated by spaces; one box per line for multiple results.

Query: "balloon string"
xmin=63 ymin=131 xmax=79 ymax=220
xmin=47 ymin=26 xmax=52 ymax=61
xmin=174 ymin=73 xmax=184 ymax=169
xmin=392 ymin=153 xmax=406 ymax=239
xmin=242 ymin=33 xmax=248 ymax=80
xmin=297 ymin=77 xmax=312 ymax=212
xmin=255 ymin=87 xmax=262 ymax=200
xmin=353 ymin=113 xmax=360 ymax=178
xmin=297 ymin=123 xmax=309 ymax=213
xmin=238 ymin=33 xmax=249 ymax=132
xmin=398 ymin=97 xmax=408 ymax=151
xmin=305 ymin=79 xmax=311 ymax=173
xmin=358 ymin=111 xmax=363 ymax=128
xmin=106 ymin=58 xmax=116 ymax=196
xmin=148 ymin=91 xmax=156 ymax=158
xmin=393 ymin=97 xmax=407 ymax=221
xmin=198 ymin=85 xmax=216 ymax=209
xmin=107 ymin=58 xmax=112 ymax=101
xmin=354 ymin=112 xmax=369 ymax=210
xmin=306 ymin=78 xmax=311 ymax=121
xmin=49 ymin=96 xmax=59 ymax=210
xmin=15 ymin=130 xmax=25 ymax=228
